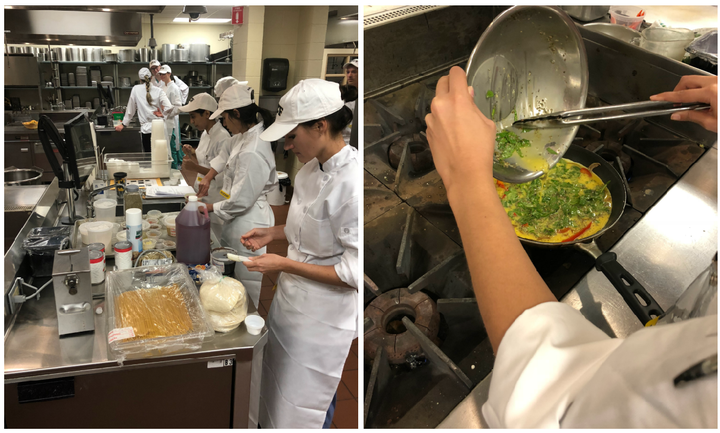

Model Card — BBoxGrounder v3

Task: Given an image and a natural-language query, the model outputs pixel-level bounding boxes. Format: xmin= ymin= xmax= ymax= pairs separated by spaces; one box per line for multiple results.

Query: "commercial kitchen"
xmin=363 ymin=6 xmax=717 ymax=428
xmin=4 ymin=5 xmax=359 ymax=428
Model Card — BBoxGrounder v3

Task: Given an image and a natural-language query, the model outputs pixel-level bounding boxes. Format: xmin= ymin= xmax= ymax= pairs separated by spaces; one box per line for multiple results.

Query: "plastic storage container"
xmin=610 ymin=6 xmax=644 ymax=31
xmin=105 ymin=263 xmax=215 ymax=363
xmin=164 ymin=215 xmax=177 ymax=237
xmin=640 ymin=27 xmax=695 ymax=61
xmin=22 ymin=226 xmax=72 ymax=277
xmin=94 ymin=199 xmax=117 ymax=222
xmin=175 ymin=196 xmax=211 ymax=265
xmin=105 ymin=152 xmax=173 ymax=179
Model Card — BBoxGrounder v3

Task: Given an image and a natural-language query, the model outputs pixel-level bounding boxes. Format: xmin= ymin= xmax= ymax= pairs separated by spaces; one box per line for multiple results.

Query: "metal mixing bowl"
xmin=466 ymin=6 xmax=588 ymax=183
xmin=5 ymin=168 xmax=43 ymax=186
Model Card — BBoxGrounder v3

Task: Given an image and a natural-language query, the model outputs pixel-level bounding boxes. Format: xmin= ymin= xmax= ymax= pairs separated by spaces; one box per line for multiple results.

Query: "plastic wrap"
xmin=686 ymin=30 xmax=718 ymax=65
xmin=22 ymin=226 xmax=72 ymax=277
xmin=106 ymin=263 xmax=214 ymax=364
xmin=198 ymin=267 xmax=249 ymax=333
xmin=657 ymin=254 xmax=717 ymax=325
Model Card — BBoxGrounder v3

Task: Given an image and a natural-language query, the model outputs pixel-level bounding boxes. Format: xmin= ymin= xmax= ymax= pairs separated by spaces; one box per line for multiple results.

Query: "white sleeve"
xmin=123 ymin=87 xmax=137 ymax=127
xmin=482 ymin=302 xmax=623 ymax=429
xmin=213 ymin=151 xmax=270 ymax=221
xmin=209 ymin=138 xmax=231 ymax=174
xmin=175 ymin=77 xmax=189 ymax=103
xmin=164 ymin=87 xmax=183 ymax=119
xmin=329 ymin=196 xmax=359 ymax=289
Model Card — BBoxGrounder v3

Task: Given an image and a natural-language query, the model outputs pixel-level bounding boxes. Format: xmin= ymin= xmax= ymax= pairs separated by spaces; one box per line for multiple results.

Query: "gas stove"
xmin=363 ymin=12 xmax=714 ymax=428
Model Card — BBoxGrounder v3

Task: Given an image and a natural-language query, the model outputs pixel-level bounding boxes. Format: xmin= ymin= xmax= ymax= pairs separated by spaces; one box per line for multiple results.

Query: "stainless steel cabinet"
xmin=5 ymin=140 xmax=35 ymax=169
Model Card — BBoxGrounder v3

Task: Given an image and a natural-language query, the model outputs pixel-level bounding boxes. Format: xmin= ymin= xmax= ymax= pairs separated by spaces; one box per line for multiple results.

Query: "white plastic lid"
xmin=125 ymin=208 xmax=142 ymax=225
xmin=188 ymin=195 xmax=198 ymax=202
xmin=277 ymin=171 xmax=289 ymax=180
xmin=95 ymin=199 xmax=116 ymax=209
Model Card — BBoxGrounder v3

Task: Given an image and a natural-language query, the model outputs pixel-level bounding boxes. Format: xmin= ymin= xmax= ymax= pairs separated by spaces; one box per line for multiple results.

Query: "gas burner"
xmin=365 ymin=288 xmax=440 ymax=364
xmin=585 ymin=140 xmax=632 ymax=176
xmin=387 ymin=136 xmax=434 ymax=174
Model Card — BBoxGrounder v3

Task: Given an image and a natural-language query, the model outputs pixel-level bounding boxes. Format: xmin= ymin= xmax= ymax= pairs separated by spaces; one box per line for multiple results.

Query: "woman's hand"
xmin=182 ymin=144 xmax=196 ymax=159
xmin=114 ymin=124 xmax=124 ymax=132
xmin=424 ymin=66 xmax=497 ymax=194
xmin=197 ymin=177 xmax=211 ymax=198
xmin=182 ymin=155 xmax=198 ymax=172
xmin=240 ymin=228 xmax=274 ymax=252
xmin=243 ymin=254 xmax=287 ymax=274
xmin=650 ymin=75 xmax=718 ymax=132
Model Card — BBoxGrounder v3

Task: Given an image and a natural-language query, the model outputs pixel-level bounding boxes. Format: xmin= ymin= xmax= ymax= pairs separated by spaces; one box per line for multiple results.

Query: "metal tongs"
xmin=513 ymin=100 xmax=711 ymax=129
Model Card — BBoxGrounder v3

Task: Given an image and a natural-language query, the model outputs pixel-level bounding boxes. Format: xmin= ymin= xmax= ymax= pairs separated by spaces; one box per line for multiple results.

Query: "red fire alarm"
xmin=232 ymin=6 xmax=244 ymax=25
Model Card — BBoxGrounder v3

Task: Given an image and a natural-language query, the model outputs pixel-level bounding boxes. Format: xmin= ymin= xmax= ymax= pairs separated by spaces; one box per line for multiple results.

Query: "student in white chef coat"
xmin=239 ymin=79 xmax=358 ymax=429
xmin=178 ymin=93 xmax=231 ymax=239
xmin=424 ymin=67 xmax=717 ymax=428
xmin=114 ymin=68 xmax=173 ymax=152
xmin=198 ymin=84 xmax=278 ymax=308
xmin=158 ymin=65 xmax=184 ymax=169
xmin=149 ymin=59 xmax=189 ymax=103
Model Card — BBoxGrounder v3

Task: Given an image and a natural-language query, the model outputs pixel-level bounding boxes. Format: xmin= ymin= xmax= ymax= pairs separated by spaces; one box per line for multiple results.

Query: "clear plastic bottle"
xmin=124 ymin=184 xmax=143 ymax=215
xmin=175 ymin=196 xmax=211 ymax=265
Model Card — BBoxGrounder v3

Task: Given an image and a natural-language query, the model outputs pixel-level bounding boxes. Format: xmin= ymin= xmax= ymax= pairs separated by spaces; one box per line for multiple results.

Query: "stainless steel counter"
xmin=4 ymin=167 xmax=266 ymax=428
xmin=438 ymin=145 xmax=718 ymax=428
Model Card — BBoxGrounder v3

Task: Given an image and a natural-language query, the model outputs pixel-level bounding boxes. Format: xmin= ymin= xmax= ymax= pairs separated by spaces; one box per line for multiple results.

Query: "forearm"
xmin=282 ymin=259 xmax=352 ymax=289
xmin=447 ymin=178 xmax=556 ymax=353
xmin=204 ymin=168 xmax=218 ymax=183
xmin=195 ymin=164 xmax=210 ymax=176
xmin=270 ymin=224 xmax=287 ymax=241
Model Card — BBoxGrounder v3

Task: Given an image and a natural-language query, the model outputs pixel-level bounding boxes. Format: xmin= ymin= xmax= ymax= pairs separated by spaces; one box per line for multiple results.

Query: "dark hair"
xmin=339 ymin=84 xmax=358 ymax=103
xmin=300 ymin=106 xmax=353 ymax=138
xmin=224 ymin=103 xmax=274 ymax=129
xmin=192 ymin=108 xmax=211 ymax=116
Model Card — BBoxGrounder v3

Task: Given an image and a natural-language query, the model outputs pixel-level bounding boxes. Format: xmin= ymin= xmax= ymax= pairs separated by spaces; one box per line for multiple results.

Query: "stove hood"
xmin=4 ymin=9 xmax=144 ymax=46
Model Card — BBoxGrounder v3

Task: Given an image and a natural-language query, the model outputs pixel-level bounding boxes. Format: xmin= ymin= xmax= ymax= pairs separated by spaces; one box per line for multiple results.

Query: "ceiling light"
xmin=105 ymin=40 xmax=110 ymax=42
xmin=24 ymin=42 xmax=30 ymax=45
xmin=173 ymin=18 xmax=231 ymax=24
xmin=5 ymin=6 xmax=13 ymax=9
xmin=46 ymin=38 xmax=51 ymax=41
xmin=102 ymin=8 xmax=111 ymax=12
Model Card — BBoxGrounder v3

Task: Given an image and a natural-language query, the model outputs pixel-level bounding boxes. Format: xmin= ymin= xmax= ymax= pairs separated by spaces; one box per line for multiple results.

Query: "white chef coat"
xmin=258 ymin=145 xmax=359 ymax=429
xmin=483 ymin=301 xmax=717 ymax=428
xmin=342 ymin=100 xmax=356 ymax=146
xmin=161 ymin=81 xmax=183 ymax=152
xmin=193 ymin=121 xmax=231 ymax=238
xmin=152 ymin=75 xmax=189 ymax=103
xmin=213 ymin=122 xmax=278 ymax=307
xmin=121 ymin=84 xmax=173 ymax=134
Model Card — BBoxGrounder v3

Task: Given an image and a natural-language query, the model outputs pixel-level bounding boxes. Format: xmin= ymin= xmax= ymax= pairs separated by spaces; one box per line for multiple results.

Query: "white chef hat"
xmin=209 ymin=84 xmax=255 ymax=120
xmin=343 ymin=58 xmax=359 ymax=69
xmin=138 ymin=67 xmax=152 ymax=81
xmin=215 ymin=76 xmax=249 ymax=99
xmin=158 ymin=65 xmax=172 ymax=75
xmin=149 ymin=59 xmax=161 ymax=68
xmin=259 ymin=79 xmax=344 ymax=142
xmin=179 ymin=93 xmax=218 ymax=113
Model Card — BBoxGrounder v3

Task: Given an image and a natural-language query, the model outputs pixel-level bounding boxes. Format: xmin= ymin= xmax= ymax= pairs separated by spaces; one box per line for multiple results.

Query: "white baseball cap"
xmin=260 ymin=79 xmax=344 ymax=142
xmin=138 ymin=67 xmax=152 ymax=81
xmin=214 ymin=76 xmax=248 ymax=99
xmin=179 ymin=93 xmax=218 ymax=113
xmin=343 ymin=59 xmax=359 ymax=69
xmin=209 ymin=84 xmax=254 ymax=120
xmin=158 ymin=65 xmax=172 ymax=74
xmin=149 ymin=59 xmax=161 ymax=68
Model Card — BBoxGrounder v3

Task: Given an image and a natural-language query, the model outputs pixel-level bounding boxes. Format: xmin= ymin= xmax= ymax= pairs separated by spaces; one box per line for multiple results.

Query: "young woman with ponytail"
xmin=239 ymin=79 xmax=358 ymax=429
xmin=196 ymin=84 xmax=278 ymax=307
xmin=115 ymin=68 xmax=173 ymax=152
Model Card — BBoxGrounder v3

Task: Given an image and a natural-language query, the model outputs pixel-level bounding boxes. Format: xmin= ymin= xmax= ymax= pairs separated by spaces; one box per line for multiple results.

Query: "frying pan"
xmin=516 ymin=144 xmax=663 ymax=324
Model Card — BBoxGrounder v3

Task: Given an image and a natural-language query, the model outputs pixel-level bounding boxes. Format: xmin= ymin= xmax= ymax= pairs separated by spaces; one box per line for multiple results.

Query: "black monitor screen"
xmin=63 ymin=112 xmax=96 ymax=162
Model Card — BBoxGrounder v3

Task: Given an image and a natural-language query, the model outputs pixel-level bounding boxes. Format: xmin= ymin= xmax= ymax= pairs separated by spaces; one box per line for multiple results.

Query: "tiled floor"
xmin=261 ymin=204 xmax=359 ymax=429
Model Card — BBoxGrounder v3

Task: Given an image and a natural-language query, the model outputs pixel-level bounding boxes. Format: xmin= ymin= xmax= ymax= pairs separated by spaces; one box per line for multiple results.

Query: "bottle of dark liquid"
xmin=175 ymin=196 xmax=211 ymax=265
